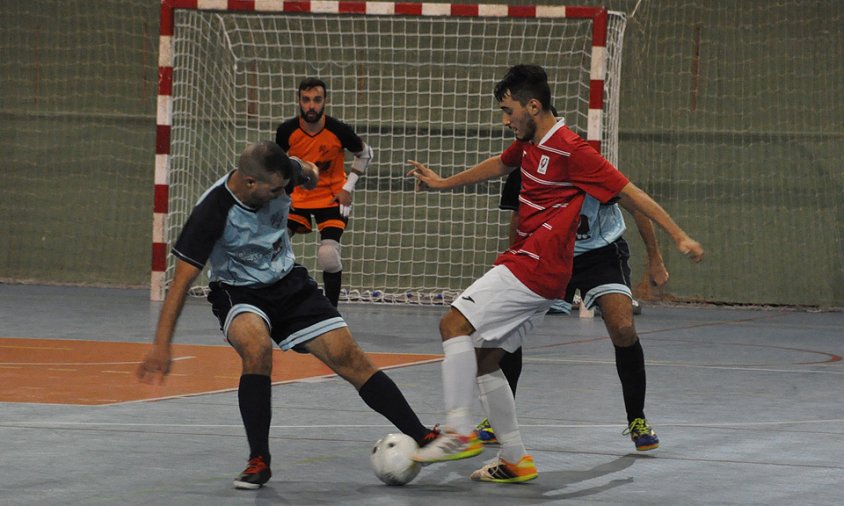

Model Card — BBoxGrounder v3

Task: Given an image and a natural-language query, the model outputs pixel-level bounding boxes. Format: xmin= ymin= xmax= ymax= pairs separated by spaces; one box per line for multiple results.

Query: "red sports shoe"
xmin=233 ymin=456 xmax=272 ymax=489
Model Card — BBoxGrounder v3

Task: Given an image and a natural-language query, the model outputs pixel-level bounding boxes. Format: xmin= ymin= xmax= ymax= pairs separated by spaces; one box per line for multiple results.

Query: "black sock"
xmin=615 ymin=339 xmax=646 ymax=423
xmin=359 ymin=371 xmax=430 ymax=445
xmin=238 ymin=374 xmax=272 ymax=465
xmin=323 ymin=271 xmax=342 ymax=307
xmin=499 ymin=347 xmax=523 ymax=396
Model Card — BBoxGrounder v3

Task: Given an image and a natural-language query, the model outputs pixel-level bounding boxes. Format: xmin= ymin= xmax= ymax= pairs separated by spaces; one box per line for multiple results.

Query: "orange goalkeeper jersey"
xmin=275 ymin=115 xmax=365 ymax=209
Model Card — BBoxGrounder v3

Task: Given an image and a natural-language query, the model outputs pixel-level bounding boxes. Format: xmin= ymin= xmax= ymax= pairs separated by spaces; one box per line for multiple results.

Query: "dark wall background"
xmin=1 ymin=1 xmax=841 ymax=307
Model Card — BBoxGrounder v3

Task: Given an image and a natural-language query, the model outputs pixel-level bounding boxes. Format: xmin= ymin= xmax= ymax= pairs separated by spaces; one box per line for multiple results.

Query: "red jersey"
xmin=496 ymin=121 xmax=629 ymax=299
xmin=275 ymin=115 xmax=364 ymax=209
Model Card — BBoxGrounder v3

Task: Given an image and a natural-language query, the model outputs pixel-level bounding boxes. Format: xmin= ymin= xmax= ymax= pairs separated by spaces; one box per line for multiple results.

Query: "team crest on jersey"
xmin=538 ymin=154 xmax=550 ymax=175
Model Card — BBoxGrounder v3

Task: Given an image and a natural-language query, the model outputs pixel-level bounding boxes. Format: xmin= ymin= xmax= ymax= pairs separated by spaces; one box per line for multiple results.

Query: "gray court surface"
xmin=1 ymin=284 xmax=842 ymax=505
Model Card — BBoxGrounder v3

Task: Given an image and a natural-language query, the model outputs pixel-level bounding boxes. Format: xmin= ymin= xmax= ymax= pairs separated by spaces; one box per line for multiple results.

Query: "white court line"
xmin=0 ymin=356 xmax=196 ymax=367
xmin=526 ymin=357 xmax=844 ymax=374
xmin=527 ymin=419 xmax=844 ymax=428
xmin=3 ymin=419 xmax=844 ymax=430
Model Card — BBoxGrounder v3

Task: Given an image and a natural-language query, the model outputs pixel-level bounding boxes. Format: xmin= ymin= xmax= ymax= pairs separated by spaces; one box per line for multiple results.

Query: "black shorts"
xmin=207 ymin=265 xmax=346 ymax=352
xmin=564 ymin=238 xmax=633 ymax=309
xmin=288 ymin=206 xmax=346 ymax=240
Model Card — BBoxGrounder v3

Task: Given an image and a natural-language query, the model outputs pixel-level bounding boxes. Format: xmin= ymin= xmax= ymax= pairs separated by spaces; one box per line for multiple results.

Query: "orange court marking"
xmin=0 ymin=337 xmax=442 ymax=406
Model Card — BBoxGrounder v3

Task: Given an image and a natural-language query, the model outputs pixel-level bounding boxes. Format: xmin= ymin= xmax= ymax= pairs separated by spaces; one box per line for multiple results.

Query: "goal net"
xmin=152 ymin=1 xmax=627 ymax=303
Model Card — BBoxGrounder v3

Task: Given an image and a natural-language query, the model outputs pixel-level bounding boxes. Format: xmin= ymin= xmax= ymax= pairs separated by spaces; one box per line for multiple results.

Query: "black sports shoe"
xmin=233 ymin=456 xmax=272 ymax=489
xmin=418 ymin=424 xmax=441 ymax=448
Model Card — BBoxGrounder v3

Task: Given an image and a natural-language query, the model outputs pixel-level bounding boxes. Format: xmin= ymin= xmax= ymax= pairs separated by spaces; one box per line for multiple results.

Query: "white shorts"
xmin=451 ymin=265 xmax=552 ymax=353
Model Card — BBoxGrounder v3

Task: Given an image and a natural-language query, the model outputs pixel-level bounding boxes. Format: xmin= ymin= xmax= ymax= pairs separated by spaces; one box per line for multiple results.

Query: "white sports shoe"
xmin=411 ymin=428 xmax=483 ymax=463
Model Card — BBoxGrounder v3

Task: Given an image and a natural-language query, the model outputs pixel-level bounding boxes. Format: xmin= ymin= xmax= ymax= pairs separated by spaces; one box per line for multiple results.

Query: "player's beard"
xmin=300 ymin=106 xmax=324 ymax=124
xmin=515 ymin=116 xmax=537 ymax=142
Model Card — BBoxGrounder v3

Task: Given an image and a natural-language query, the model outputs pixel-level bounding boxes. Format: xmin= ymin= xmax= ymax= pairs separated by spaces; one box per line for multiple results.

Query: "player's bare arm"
xmin=617 ymin=182 xmax=704 ymax=263
xmin=333 ymin=144 xmax=372 ymax=217
xmin=407 ymin=156 xmax=513 ymax=191
xmin=333 ymin=188 xmax=353 ymax=208
xmin=332 ymin=168 xmax=361 ymax=212
xmin=137 ymin=258 xmax=202 ymax=385
xmin=630 ymin=209 xmax=670 ymax=286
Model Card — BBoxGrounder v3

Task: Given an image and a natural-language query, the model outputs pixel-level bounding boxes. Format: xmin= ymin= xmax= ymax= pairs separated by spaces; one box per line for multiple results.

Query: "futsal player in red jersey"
xmin=407 ymin=64 xmax=703 ymax=483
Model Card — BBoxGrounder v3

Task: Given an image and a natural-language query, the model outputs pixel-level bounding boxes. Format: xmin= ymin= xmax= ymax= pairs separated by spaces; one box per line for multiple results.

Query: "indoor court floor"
xmin=1 ymin=283 xmax=842 ymax=505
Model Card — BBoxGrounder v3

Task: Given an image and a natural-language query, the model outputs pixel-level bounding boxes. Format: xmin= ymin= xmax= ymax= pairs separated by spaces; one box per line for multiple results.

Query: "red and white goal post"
xmin=151 ymin=0 xmax=627 ymax=302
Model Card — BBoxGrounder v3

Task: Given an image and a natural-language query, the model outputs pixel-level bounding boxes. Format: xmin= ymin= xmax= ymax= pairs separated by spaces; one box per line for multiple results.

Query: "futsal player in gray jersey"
xmin=475 ymin=168 xmax=668 ymax=451
xmin=138 ymin=141 xmax=437 ymax=490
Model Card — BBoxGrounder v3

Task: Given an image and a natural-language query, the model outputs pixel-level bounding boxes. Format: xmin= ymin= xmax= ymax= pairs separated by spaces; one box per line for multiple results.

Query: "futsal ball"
xmin=370 ymin=433 xmax=421 ymax=486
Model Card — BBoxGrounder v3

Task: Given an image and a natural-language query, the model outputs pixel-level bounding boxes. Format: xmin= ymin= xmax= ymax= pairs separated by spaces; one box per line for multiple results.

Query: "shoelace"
xmin=622 ymin=419 xmax=648 ymax=436
xmin=245 ymin=457 xmax=267 ymax=473
xmin=437 ymin=434 xmax=466 ymax=450
xmin=422 ymin=424 xmax=441 ymax=442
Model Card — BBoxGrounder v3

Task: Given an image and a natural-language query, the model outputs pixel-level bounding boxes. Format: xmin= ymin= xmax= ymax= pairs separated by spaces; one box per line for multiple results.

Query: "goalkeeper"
xmin=276 ymin=77 xmax=373 ymax=307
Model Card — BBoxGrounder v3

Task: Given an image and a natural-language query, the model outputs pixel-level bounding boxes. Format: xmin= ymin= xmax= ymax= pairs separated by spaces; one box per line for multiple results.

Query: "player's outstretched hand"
xmin=333 ymin=189 xmax=353 ymax=217
xmin=677 ymin=237 xmax=704 ymax=263
xmin=407 ymin=160 xmax=447 ymax=191
xmin=137 ymin=344 xmax=172 ymax=385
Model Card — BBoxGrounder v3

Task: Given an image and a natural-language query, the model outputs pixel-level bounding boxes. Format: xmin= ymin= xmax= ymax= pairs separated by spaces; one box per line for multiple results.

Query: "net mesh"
xmin=0 ymin=0 xmax=154 ymax=286
xmin=617 ymin=0 xmax=844 ymax=307
xmin=167 ymin=9 xmax=626 ymax=303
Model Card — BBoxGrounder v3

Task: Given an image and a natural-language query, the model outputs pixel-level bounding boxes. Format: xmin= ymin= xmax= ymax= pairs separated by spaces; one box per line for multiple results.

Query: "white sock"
xmin=442 ymin=335 xmax=477 ymax=434
xmin=477 ymin=369 xmax=526 ymax=462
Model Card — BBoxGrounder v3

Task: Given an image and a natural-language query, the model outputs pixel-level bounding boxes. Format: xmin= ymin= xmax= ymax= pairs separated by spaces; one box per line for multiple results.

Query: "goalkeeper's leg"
xmin=317 ymin=226 xmax=344 ymax=307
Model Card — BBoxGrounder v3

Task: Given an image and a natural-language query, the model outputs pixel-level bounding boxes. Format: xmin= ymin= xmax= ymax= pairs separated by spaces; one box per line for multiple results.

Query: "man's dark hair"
xmin=239 ymin=141 xmax=294 ymax=181
xmin=493 ymin=64 xmax=551 ymax=110
xmin=298 ymin=77 xmax=328 ymax=98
